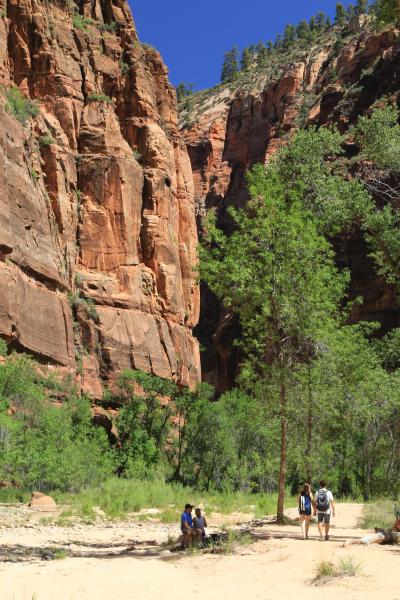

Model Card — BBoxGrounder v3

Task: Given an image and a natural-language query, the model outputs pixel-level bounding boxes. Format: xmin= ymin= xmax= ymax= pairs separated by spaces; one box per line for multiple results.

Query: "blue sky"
xmin=130 ymin=1 xmax=353 ymax=90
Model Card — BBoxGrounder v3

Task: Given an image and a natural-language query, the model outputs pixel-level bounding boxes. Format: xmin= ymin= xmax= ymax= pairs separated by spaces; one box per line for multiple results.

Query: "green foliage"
xmin=99 ymin=21 xmax=117 ymax=33
xmin=313 ymin=560 xmax=337 ymax=583
xmin=373 ymin=0 xmax=400 ymax=24
xmin=5 ymin=87 xmax=38 ymax=125
xmin=68 ymin=291 xmax=99 ymax=322
xmin=0 ymin=355 xmax=113 ymax=492
xmin=72 ymin=14 xmax=93 ymax=30
xmin=221 ymin=46 xmax=239 ymax=83
xmin=356 ymin=105 xmax=400 ymax=171
xmin=38 ymin=134 xmax=54 ymax=147
xmin=240 ymin=47 xmax=252 ymax=70
xmin=176 ymin=82 xmax=194 ymax=102
xmin=120 ymin=60 xmax=129 ymax=75
xmin=360 ymin=499 xmax=399 ymax=528
xmin=0 ymin=338 xmax=7 ymax=357
xmin=87 ymin=92 xmax=112 ymax=104
xmin=312 ymin=557 xmax=361 ymax=584
xmin=355 ymin=0 xmax=368 ymax=15
xmin=335 ymin=3 xmax=347 ymax=25
xmin=115 ymin=370 xmax=177 ymax=478
xmin=200 ymin=161 xmax=347 ymax=520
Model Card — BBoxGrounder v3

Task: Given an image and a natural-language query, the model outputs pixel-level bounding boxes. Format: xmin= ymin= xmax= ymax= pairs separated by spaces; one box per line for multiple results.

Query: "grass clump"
xmin=68 ymin=291 xmax=99 ymax=322
xmin=312 ymin=556 xmax=361 ymax=585
xmin=359 ymin=499 xmax=397 ymax=529
xmin=87 ymin=92 xmax=112 ymax=104
xmin=338 ymin=556 xmax=362 ymax=577
xmin=205 ymin=531 xmax=254 ymax=555
xmin=313 ymin=560 xmax=337 ymax=583
xmin=72 ymin=14 xmax=93 ymax=30
xmin=39 ymin=134 xmax=54 ymax=147
xmin=54 ymin=548 xmax=68 ymax=560
xmin=99 ymin=21 xmax=117 ymax=33
xmin=5 ymin=87 xmax=38 ymax=125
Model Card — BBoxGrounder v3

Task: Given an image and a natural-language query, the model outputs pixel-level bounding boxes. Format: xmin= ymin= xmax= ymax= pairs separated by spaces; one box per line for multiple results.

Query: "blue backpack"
xmin=299 ymin=493 xmax=311 ymax=513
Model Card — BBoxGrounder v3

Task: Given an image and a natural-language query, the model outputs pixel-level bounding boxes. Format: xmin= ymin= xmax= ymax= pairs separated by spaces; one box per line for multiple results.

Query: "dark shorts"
xmin=299 ymin=510 xmax=312 ymax=516
xmin=317 ymin=512 xmax=331 ymax=524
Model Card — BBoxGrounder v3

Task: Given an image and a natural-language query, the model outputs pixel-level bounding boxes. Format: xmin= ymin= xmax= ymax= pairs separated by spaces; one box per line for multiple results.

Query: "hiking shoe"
xmin=325 ymin=535 xmax=330 ymax=541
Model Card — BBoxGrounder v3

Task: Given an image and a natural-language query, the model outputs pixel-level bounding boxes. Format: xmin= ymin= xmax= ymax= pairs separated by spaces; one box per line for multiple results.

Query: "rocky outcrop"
xmin=181 ymin=23 xmax=400 ymax=390
xmin=0 ymin=0 xmax=200 ymax=395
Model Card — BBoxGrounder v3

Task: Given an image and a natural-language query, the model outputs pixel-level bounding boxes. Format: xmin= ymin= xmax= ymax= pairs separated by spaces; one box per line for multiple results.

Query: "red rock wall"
xmin=182 ymin=22 xmax=400 ymax=390
xmin=0 ymin=0 xmax=200 ymax=396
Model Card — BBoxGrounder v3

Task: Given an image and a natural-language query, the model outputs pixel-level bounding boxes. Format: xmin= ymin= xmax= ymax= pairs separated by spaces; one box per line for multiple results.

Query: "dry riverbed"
xmin=0 ymin=503 xmax=399 ymax=600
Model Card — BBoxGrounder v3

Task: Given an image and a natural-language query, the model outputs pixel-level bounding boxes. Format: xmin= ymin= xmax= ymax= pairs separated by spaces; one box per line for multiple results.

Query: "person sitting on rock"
xmin=180 ymin=503 xmax=199 ymax=549
xmin=193 ymin=508 xmax=208 ymax=544
xmin=343 ymin=508 xmax=400 ymax=547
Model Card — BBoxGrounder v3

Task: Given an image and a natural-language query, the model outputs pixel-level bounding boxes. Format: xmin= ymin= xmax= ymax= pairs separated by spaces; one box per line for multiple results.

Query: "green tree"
xmin=176 ymin=82 xmax=194 ymax=102
xmin=221 ymin=46 xmax=239 ymax=83
xmin=115 ymin=370 xmax=177 ymax=477
xmin=347 ymin=4 xmax=355 ymax=19
xmin=335 ymin=3 xmax=347 ymax=25
xmin=355 ymin=0 xmax=368 ymax=14
xmin=315 ymin=11 xmax=327 ymax=30
xmin=283 ymin=24 xmax=296 ymax=49
xmin=296 ymin=20 xmax=310 ymax=39
xmin=374 ymin=0 xmax=400 ymax=22
xmin=201 ymin=166 xmax=347 ymax=521
xmin=241 ymin=47 xmax=252 ymax=70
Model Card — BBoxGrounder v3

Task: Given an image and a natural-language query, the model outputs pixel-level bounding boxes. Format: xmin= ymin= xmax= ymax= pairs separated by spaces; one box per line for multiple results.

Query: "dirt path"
xmin=0 ymin=503 xmax=399 ymax=600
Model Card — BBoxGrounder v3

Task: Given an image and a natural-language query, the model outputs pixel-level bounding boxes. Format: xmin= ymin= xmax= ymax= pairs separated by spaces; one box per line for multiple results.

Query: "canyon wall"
xmin=0 ymin=0 xmax=200 ymax=396
xmin=181 ymin=18 xmax=400 ymax=390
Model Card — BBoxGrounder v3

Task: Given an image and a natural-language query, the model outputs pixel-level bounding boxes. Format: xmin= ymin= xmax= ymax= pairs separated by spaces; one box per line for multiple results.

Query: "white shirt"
xmin=315 ymin=488 xmax=334 ymax=514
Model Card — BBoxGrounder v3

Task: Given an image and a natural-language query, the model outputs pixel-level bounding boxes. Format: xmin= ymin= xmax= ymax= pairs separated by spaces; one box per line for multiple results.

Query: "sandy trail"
xmin=0 ymin=503 xmax=399 ymax=600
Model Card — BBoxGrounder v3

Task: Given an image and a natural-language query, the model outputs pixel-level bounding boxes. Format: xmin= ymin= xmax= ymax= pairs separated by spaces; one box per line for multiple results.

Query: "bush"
xmin=68 ymin=291 xmax=99 ymax=322
xmin=0 ymin=355 xmax=114 ymax=492
xmin=87 ymin=92 xmax=113 ymax=104
xmin=359 ymin=499 xmax=398 ymax=529
xmin=72 ymin=14 xmax=93 ymax=30
xmin=5 ymin=87 xmax=38 ymax=125
xmin=39 ymin=134 xmax=54 ymax=147
xmin=99 ymin=21 xmax=117 ymax=33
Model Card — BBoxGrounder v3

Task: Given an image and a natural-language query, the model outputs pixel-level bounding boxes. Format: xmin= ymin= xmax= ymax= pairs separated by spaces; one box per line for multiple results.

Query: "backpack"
xmin=316 ymin=489 xmax=329 ymax=512
xmin=299 ymin=493 xmax=312 ymax=513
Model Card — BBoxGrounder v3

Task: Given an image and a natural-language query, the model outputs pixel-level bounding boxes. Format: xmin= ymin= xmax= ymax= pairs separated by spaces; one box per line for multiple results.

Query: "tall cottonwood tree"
xmin=200 ymin=167 xmax=347 ymax=522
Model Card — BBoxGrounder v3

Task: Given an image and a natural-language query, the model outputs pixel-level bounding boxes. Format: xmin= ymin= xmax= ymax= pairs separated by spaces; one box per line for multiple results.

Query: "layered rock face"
xmin=181 ymin=20 xmax=400 ymax=390
xmin=0 ymin=0 xmax=200 ymax=396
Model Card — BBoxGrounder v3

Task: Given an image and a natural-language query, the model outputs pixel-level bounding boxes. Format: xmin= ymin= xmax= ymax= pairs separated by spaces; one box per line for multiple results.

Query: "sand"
xmin=0 ymin=503 xmax=399 ymax=600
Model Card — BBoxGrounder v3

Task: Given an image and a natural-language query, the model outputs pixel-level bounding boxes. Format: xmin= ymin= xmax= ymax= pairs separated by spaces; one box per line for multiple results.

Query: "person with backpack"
xmin=298 ymin=483 xmax=314 ymax=539
xmin=314 ymin=480 xmax=335 ymax=541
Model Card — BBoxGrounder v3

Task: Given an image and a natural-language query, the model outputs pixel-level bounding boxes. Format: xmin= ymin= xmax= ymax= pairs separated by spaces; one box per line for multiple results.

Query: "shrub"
xmin=132 ymin=149 xmax=142 ymax=161
xmin=72 ymin=14 xmax=93 ymax=30
xmin=5 ymin=87 xmax=38 ymax=125
xmin=359 ymin=499 xmax=398 ymax=529
xmin=0 ymin=338 xmax=7 ymax=357
xmin=68 ymin=291 xmax=99 ymax=322
xmin=338 ymin=556 xmax=362 ymax=577
xmin=87 ymin=92 xmax=113 ymax=104
xmin=39 ymin=134 xmax=54 ymax=147
xmin=99 ymin=21 xmax=117 ymax=33
xmin=120 ymin=60 xmax=129 ymax=75
xmin=312 ymin=560 xmax=337 ymax=584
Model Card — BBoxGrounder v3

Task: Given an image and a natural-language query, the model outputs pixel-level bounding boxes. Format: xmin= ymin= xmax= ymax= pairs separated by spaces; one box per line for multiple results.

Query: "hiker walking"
xmin=298 ymin=483 xmax=314 ymax=539
xmin=314 ymin=480 xmax=335 ymax=541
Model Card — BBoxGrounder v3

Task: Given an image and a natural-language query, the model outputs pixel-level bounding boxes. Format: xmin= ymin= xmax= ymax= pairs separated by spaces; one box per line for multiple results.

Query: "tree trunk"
xmin=305 ymin=362 xmax=312 ymax=484
xmin=277 ymin=381 xmax=287 ymax=524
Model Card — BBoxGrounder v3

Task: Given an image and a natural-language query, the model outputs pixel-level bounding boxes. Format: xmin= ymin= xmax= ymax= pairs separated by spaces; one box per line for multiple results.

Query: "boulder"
xmin=28 ymin=492 xmax=57 ymax=512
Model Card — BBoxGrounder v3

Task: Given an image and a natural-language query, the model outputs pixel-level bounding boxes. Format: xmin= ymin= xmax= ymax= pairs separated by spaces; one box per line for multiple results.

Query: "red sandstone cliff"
xmin=180 ymin=17 xmax=400 ymax=389
xmin=0 ymin=0 xmax=200 ymax=396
